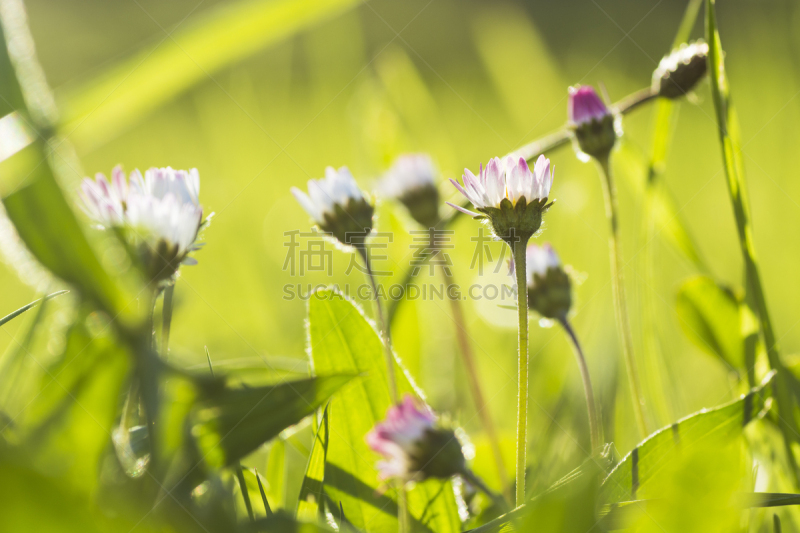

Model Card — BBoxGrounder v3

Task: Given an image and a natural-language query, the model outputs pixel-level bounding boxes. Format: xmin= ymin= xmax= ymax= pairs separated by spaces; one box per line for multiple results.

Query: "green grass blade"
xmin=0 ymin=290 xmax=67 ymax=328
xmin=0 ymin=5 xmax=139 ymax=319
xmin=297 ymin=403 xmax=330 ymax=521
xmin=601 ymin=371 xmax=774 ymax=503
xmin=705 ymin=0 xmax=800 ymax=479
xmin=58 ymin=0 xmax=363 ymax=152
xmin=675 ymin=275 xmax=744 ymax=369
xmin=255 ymin=468 xmax=273 ymax=517
xmin=307 ymin=289 xmax=461 ymax=533
xmin=236 ymin=465 xmax=256 ymax=522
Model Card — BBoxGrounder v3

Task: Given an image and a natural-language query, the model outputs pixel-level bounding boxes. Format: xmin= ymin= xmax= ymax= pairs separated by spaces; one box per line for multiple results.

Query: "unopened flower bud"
xmin=510 ymin=243 xmax=571 ymax=319
xmin=292 ymin=166 xmax=374 ymax=248
xmin=447 ymin=155 xmax=554 ymax=243
xmin=652 ymin=40 xmax=709 ymax=99
xmin=568 ymin=85 xmax=617 ymax=160
xmin=380 ymin=154 xmax=441 ymax=229
xmin=366 ymin=395 xmax=465 ymax=482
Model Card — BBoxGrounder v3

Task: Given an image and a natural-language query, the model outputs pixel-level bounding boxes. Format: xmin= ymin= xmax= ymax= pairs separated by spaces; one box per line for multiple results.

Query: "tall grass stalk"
xmin=705 ymin=0 xmax=800 ymax=483
xmin=596 ymin=154 xmax=648 ymax=438
xmin=440 ymin=265 xmax=510 ymax=501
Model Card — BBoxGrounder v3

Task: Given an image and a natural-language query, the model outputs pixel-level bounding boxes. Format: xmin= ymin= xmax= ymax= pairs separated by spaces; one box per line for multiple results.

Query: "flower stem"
xmin=161 ymin=283 xmax=175 ymax=359
xmin=357 ymin=245 xmax=406 ymax=532
xmin=559 ymin=317 xmax=601 ymax=452
xmin=596 ymin=154 xmax=648 ymax=438
xmin=511 ymin=237 xmax=531 ymax=507
xmin=358 ymin=245 xmax=398 ymax=404
xmin=440 ymin=266 xmax=510 ymax=503
xmin=461 ymin=468 xmax=509 ymax=513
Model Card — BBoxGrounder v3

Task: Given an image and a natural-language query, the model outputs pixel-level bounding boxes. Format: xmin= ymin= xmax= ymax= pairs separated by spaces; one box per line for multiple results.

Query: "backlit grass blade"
xmin=705 ymin=0 xmax=800 ymax=480
xmin=58 ymin=0 xmax=363 ymax=152
xmin=0 ymin=290 xmax=67 ymax=328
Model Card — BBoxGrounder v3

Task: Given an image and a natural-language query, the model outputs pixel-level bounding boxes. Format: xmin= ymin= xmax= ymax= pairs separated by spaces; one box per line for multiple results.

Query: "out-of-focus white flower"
xmin=525 ymin=243 xmax=561 ymax=287
xmin=78 ymin=166 xmax=205 ymax=283
xmin=510 ymin=242 xmax=571 ymax=319
xmin=291 ymin=166 xmax=374 ymax=247
xmin=366 ymin=394 xmax=465 ymax=482
xmin=652 ymin=40 xmax=709 ymax=99
xmin=379 ymin=154 xmax=441 ymax=228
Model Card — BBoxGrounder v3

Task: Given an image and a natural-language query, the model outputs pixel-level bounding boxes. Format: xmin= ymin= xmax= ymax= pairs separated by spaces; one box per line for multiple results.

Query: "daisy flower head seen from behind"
xmin=79 ymin=166 xmax=207 ymax=285
xmin=447 ymin=155 xmax=554 ymax=243
xmin=291 ymin=166 xmax=374 ymax=249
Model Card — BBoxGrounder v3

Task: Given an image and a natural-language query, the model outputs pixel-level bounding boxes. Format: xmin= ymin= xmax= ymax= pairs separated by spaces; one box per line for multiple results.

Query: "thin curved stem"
xmin=440 ymin=266 xmax=510 ymax=503
xmin=613 ymin=87 xmax=659 ymax=116
xmin=559 ymin=318 xmax=601 ymax=452
xmin=461 ymin=467 xmax=509 ymax=513
xmin=161 ymin=283 xmax=175 ymax=359
xmin=358 ymin=245 xmax=398 ymax=404
xmin=445 ymin=85 xmax=659 ymax=228
xmin=596 ymin=155 xmax=648 ymax=438
xmin=511 ymin=238 xmax=530 ymax=506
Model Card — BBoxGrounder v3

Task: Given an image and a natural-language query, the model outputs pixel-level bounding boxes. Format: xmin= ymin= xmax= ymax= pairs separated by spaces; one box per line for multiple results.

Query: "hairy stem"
xmin=441 ymin=266 xmax=510 ymax=502
xmin=357 ymin=244 xmax=405 ymax=531
xmin=596 ymin=154 xmax=648 ymax=438
xmin=161 ymin=283 xmax=175 ymax=359
xmin=461 ymin=467 xmax=509 ymax=512
xmin=512 ymin=238 xmax=531 ymax=506
xmin=559 ymin=318 xmax=601 ymax=452
xmin=358 ymin=245 xmax=398 ymax=404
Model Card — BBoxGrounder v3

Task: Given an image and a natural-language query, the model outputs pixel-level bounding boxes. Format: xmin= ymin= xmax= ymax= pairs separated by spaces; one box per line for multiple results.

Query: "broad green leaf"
xmin=0 ymin=290 xmax=68 ymax=328
xmin=601 ymin=372 xmax=774 ymax=503
xmin=297 ymin=404 xmax=329 ymax=521
xmin=307 ymin=289 xmax=461 ymax=533
xmin=191 ymin=374 xmax=352 ymax=469
xmin=58 ymin=0 xmax=363 ymax=151
xmin=598 ymin=492 xmax=800 ymax=530
xmin=0 ymin=453 xmax=163 ymax=533
xmin=676 ymin=275 xmax=744 ymax=369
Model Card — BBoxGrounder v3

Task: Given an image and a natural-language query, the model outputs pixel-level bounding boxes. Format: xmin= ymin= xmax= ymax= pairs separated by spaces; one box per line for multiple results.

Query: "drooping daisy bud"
xmin=79 ymin=166 xmax=205 ymax=285
xmin=291 ymin=166 xmax=374 ymax=248
xmin=568 ymin=85 xmax=618 ymax=160
xmin=366 ymin=395 xmax=465 ymax=483
xmin=652 ymin=40 xmax=709 ymax=100
xmin=379 ymin=154 xmax=440 ymax=229
xmin=510 ymin=243 xmax=571 ymax=320
xmin=446 ymin=155 xmax=554 ymax=243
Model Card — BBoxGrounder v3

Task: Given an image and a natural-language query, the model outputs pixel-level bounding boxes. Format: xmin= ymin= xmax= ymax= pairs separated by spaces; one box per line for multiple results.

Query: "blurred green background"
xmin=2 ymin=0 xmax=800 ymax=506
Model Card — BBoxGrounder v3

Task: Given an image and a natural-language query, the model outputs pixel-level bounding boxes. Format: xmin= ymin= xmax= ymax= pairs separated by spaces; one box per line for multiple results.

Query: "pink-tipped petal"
xmin=446 ymin=201 xmax=480 ymax=218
